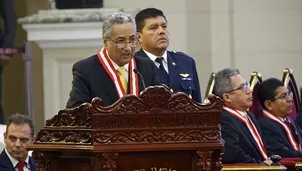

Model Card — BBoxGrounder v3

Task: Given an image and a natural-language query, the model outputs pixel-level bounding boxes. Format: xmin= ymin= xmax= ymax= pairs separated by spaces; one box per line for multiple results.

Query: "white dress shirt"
xmin=143 ymin=50 xmax=169 ymax=74
xmin=5 ymin=148 xmax=31 ymax=171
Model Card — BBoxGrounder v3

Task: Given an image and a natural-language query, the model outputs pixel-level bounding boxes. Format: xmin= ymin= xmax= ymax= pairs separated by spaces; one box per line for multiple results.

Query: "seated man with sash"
xmin=257 ymin=78 xmax=302 ymax=157
xmin=213 ymin=68 xmax=272 ymax=165
xmin=66 ymin=12 xmax=161 ymax=108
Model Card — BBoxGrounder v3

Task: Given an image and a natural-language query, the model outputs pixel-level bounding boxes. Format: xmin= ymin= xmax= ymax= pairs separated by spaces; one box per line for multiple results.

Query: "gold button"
xmin=170 ymin=89 xmax=173 ymax=93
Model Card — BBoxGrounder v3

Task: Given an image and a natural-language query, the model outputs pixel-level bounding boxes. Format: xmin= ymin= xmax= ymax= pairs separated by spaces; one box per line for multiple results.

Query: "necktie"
xmin=155 ymin=57 xmax=169 ymax=84
xmin=155 ymin=57 xmax=168 ymax=75
xmin=117 ymin=67 xmax=127 ymax=92
xmin=284 ymin=118 xmax=299 ymax=143
xmin=17 ymin=161 xmax=25 ymax=171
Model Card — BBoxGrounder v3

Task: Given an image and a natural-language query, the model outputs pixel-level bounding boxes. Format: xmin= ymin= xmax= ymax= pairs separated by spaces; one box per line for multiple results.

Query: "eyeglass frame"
xmin=273 ymin=91 xmax=293 ymax=101
xmin=107 ymin=37 xmax=139 ymax=49
xmin=225 ymin=82 xmax=251 ymax=94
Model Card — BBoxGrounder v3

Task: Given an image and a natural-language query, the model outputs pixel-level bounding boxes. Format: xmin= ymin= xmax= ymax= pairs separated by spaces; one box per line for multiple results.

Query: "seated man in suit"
xmin=257 ymin=78 xmax=302 ymax=157
xmin=135 ymin=8 xmax=202 ymax=103
xmin=66 ymin=12 xmax=161 ymax=108
xmin=0 ymin=114 xmax=36 ymax=171
xmin=214 ymin=68 xmax=272 ymax=164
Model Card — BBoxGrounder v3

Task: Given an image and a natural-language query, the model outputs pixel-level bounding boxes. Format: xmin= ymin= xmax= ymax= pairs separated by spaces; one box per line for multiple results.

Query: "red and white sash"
xmin=223 ymin=106 xmax=268 ymax=160
xmin=97 ymin=47 xmax=139 ymax=98
xmin=262 ymin=110 xmax=301 ymax=151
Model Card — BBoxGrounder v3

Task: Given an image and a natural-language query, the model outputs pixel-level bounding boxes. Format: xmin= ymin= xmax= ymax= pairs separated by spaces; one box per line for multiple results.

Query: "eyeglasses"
xmin=274 ymin=91 xmax=293 ymax=101
xmin=108 ymin=37 xmax=139 ymax=49
xmin=226 ymin=82 xmax=250 ymax=93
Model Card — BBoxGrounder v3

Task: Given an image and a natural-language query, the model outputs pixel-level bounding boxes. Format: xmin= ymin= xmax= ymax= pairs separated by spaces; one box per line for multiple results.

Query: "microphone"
xmin=133 ymin=69 xmax=146 ymax=90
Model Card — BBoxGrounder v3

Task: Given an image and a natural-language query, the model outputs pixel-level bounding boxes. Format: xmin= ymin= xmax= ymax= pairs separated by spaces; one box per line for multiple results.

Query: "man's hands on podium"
xmin=0 ymin=55 xmax=11 ymax=65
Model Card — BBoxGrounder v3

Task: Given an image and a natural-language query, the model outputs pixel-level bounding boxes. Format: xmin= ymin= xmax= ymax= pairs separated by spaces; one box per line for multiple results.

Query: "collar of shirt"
xmin=236 ymin=110 xmax=248 ymax=118
xmin=143 ymin=49 xmax=168 ymax=64
xmin=279 ymin=116 xmax=286 ymax=122
xmin=5 ymin=148 xmax=30 ymax=169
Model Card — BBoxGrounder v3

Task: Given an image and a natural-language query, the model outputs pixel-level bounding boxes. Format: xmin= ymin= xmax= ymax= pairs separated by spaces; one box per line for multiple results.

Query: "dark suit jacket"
xmin=258 ymin=115 xmax=302 ymax=157
xmin=0 ymin=0 xmax=17 ymax=48
xmin=295 ymin=110 xmax=302 ymax=129
xmin=0 ymin=150 xmax=36 ymax=171
xmin=221 ymin=109 xmax=268 ymax=163
xmin=135 ymin=49 xmax=202 ymax=103
xmin=66 ymin=55 xmax=161 ymax=108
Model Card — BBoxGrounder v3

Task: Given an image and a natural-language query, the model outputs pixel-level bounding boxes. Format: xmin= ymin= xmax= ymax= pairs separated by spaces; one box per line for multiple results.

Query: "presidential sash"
xmin=223 ymin=106 xmax=268 ymax=160
xmin=97 ymin=47 xmax=139 ymax=98
xmin=262 ymin=110 xmax=301 ymax=151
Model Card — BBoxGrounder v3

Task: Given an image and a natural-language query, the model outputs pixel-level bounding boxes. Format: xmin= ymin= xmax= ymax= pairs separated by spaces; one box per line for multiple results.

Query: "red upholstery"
xmin=287 ymin=85 xmax=298 ymax=119
xmin=224 ymin=158 xmax=302 ymax=171
xmin=280 ymin=158 xmax=302 ymax=171
xmin=249 ymin=72 xmax=263 ymax=118
xmin=249 ymin=84 xmax=263 ymax=118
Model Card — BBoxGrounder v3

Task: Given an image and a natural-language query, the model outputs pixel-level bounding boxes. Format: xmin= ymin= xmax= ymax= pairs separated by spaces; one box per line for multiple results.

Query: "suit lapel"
xmin=288 ymin=118 xmax=302 ymax=146
xmin=167 ymin=52 xmax=178 ymax=87
xmin=231 ymin=111 xmax=263 ymax=156
xmin=29 ymin=157 xmax=36 ymax=171
xmin=0 ymin=150 xmax=15 ymax=171
xmin=98 ymin=62 xmax=119 ymax=103
xmin=134 ymin=62 xmax=144 ymax=93
xmin=246 ymin=113 xmax=265 ymax=155
xmin=136 ymin=49 xmax=149 ymax=58
xmin=237 ymin=119 xmax=260 ymax=151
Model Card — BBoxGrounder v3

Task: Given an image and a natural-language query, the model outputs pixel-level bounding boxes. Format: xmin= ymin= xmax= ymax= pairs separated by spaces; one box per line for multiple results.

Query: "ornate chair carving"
xmin=282 ymin=68 xmax=301 ymax=120
xmin=249 ymin=72 xmax=263 ymax=118
xmin=203 ymin=72 xmax=215 ymax=104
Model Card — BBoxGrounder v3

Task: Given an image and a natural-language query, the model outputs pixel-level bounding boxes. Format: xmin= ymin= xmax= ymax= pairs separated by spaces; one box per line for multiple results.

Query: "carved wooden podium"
xmin=29 ymin=86 xmax=224 ymax=171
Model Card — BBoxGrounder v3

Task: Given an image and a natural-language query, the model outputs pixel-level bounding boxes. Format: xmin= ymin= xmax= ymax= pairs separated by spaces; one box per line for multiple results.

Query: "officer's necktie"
xmin=284 ymin=118 xmax=299 ymax=143
xmin=17 ymin=161 xmax=25 ymax=171
xmin=117 ymin=67 xmax=127 ymax=92
xmin=155 ymin=57 xmax=169 ymax=84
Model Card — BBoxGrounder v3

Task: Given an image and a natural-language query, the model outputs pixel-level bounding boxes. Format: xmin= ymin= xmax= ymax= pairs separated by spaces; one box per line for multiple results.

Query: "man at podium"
xmin=213 ymin=68 xmax=273 ymax=165
xmin=66 ymin=12 xmax=160 ymax=108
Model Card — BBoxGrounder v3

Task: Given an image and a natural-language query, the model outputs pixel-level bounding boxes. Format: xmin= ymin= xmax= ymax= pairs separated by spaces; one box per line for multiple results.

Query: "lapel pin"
xmin=172 ymin=62 xmax=176 ymax=66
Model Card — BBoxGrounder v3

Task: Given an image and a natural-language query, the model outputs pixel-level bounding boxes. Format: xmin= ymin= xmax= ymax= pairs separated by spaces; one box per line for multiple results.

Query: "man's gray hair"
xmin=102 ymin=12 xmax=136 ymax=38
xmin=213 ymin=68 xmax=240 ymax=98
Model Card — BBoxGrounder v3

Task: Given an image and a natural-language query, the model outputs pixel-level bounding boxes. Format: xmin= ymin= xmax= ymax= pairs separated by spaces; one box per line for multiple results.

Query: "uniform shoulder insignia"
xmin=172 ymin=50 xmax=177 ymax=53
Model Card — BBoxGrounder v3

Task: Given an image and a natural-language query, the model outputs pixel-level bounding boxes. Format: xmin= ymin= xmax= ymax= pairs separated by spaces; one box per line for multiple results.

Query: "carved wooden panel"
xmin=35 ymin=130 xmax=91 ymax=144
xmin=29 ymin=86 xmax=224 ymax=171
xmin=94 ymin=129 xmax=219 ymax=144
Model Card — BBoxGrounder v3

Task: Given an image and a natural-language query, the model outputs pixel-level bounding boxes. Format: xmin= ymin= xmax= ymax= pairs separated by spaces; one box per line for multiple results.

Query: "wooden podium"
xmin=29 ymin=86 xmax=224 ymax=171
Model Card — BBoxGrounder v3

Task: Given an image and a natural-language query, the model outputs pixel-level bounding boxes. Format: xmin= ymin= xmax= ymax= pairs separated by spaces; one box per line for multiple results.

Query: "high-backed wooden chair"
xmin=203 ymin=72 xmax=215 ymax=104
xmin=282 ymin=68 xmax=301 ymax=119
xmin=249 ymin=71 xmax=263 ymax=118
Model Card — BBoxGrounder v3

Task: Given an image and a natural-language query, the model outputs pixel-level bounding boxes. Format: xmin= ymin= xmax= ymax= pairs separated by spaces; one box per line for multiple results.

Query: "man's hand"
xmin=0 ymin=55 xmax=11 ymax=65
xmin=263 ymin=159 xmax=273 ymax=166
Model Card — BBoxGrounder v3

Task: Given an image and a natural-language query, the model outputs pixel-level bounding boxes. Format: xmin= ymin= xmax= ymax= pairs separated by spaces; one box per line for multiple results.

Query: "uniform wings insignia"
xmin=179 ymin=73 xmax=189 ymax=78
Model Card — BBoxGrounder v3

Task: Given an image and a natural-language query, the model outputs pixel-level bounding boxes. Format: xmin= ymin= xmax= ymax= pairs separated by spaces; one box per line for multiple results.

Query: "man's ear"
xmin=3 ymin=132 xmax=6 ymax=139
xmin=137 ymin=32 xmax=143 ymax=43
xmin=264 ymin=100 xmax=273 ymax=111
xmin=222 ymin=93 xmax=231 ymax=103
xmin=103 ymin=38 xmax=108 ymax=48
xmin=31 ymin=136 xmax=36 ymax=143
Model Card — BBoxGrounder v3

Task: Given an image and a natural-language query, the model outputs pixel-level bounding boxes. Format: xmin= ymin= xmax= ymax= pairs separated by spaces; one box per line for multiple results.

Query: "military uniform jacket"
xmin=135 ymin=49 xmax=202 ymax=103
